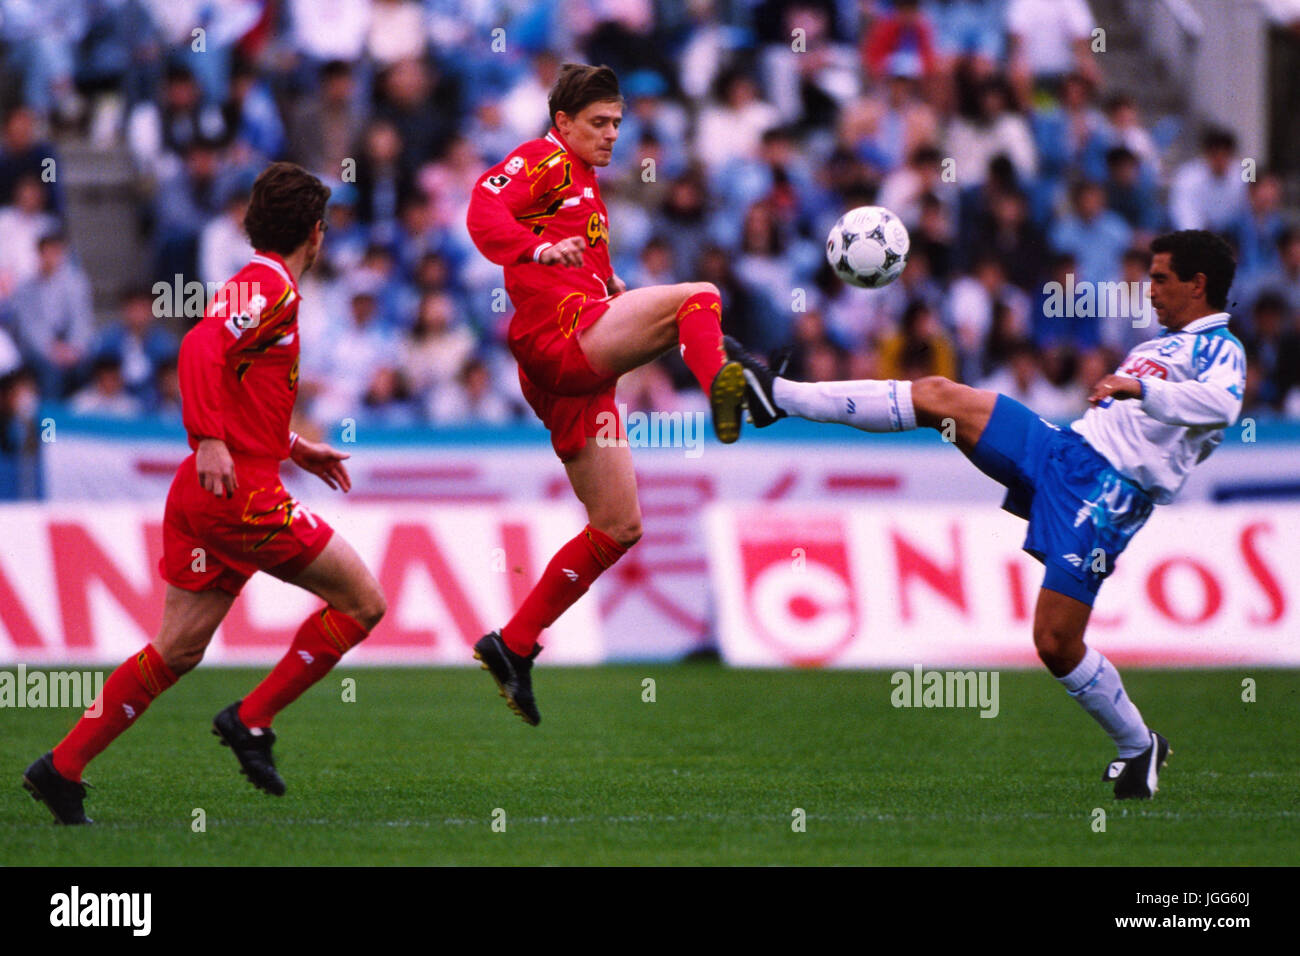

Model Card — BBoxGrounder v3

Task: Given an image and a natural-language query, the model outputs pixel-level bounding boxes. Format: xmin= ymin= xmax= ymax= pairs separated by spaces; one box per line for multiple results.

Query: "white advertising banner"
xmin=0 ymin=503 xmax=601 ymax=666
xmin=705 ymin=503 xmax=1300 ymax=668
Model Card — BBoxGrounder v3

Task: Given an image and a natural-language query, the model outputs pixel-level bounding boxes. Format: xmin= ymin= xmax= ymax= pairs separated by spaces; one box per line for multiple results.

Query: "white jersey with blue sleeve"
xmin=1071 ymin=312 xmax=1246 ymax=504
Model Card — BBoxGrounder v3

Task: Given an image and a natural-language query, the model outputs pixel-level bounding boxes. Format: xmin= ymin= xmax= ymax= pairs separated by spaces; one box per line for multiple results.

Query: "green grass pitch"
xmin=2 ymin=666 xmax=1296 ymax=865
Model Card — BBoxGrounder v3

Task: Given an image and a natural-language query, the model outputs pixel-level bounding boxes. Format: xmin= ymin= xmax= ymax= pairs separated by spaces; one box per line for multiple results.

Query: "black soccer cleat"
xmin=473 ymin=631 xmax=542 ymax=726
xmin=1104 ymin=731 xmax=1171 ymax=800
xmin=708 ymin=359 xmax=746 ymax=444
xmin=22 ymin=752 xmax=92 ymax=825
xmin=723 ymin=335 xmax=787 ymax=428
xmin=212 ymin=701 xmax=286 ymax=796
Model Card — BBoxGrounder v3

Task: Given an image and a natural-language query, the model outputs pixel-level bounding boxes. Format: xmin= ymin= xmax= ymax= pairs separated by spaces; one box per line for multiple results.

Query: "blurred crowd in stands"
xmin=2 ymin=0 xmax=1300 ymax=495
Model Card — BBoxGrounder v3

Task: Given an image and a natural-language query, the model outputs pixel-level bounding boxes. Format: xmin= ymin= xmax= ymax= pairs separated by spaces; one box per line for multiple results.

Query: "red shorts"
xmin=508 ymin=293 xmax=624 ymax=462
xmin=159 ymin=454 xmax=334 ymax=596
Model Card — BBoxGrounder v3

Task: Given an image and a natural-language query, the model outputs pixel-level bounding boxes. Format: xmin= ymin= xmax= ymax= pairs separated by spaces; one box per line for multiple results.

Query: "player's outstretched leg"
xmin=578 ymin=282 xmax=746 ymax=443
xmin=217 ymin=535 xmax=384 ymax=794
xmin=21 ymin=585 xmax=232 ymax=824
xmin=1035 ymin=588 xmax=1170 ymax=799
xmin=477 ymin=439 xmax=638 ymax=725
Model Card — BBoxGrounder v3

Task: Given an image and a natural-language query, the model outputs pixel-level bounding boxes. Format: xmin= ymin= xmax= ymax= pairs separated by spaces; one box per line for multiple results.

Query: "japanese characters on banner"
xmin=705 ymin=503 xmax=1299 ymax=668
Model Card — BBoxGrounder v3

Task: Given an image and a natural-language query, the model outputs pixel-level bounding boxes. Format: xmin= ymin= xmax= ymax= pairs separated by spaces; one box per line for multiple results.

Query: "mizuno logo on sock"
xmin=298 ymin=650 xmax=314 ymax=665
xmin=122 ymin=704 xmax=136 ymax=719
xmin=562 ymin=568 xmax=579 ymax=582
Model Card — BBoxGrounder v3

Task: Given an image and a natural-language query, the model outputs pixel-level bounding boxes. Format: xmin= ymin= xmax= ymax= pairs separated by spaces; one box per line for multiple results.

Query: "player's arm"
xmin=288 ymin=431 xmax=352 ymax=492
xmin=466 ymin=149 xmax=583 ymax=267
xmin=1138 ymin=339 xmax=1246 ymax=427
xmin=1089 ymin=342 xmax=1246 ymax=427
xmin=178 ymin=318 xmax=239 ymax=497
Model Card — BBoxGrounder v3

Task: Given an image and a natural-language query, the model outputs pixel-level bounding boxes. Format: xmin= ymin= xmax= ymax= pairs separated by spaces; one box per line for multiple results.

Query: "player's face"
xmin=1147 ymin=252 xmax=1199 ymax=328
xmin=557 ymin=101 xmax=622 ymax=166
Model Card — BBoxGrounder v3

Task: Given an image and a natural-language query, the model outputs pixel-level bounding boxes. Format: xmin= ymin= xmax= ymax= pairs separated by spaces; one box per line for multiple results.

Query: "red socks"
xmin=52 ymin=644 xmax=177 ymax=782
xmin=676 ymin=291 xmax=727 ymax=394
xmin=239 ymin=607 xmax=368 ymax=728
xmin=501 ymin=524 xmax=628 ymax=655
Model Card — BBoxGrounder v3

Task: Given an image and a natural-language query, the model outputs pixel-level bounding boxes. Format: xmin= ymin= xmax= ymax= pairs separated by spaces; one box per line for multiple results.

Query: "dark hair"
xmin=1149 ymin=230 xmax=1237 ymax=310
xmin=1201 ymin=127 xmax=1236 ymax=152
xmin=243 ymin=162 xmax=330 ymax=255
xmin=548 ymin=63 xmax=622 ymax=124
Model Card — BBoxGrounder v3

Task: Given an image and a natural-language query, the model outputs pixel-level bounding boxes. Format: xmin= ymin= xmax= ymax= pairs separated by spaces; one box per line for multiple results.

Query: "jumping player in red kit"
xmin=21 ymin=163 xmax=386 ymax=823
xmin=465 ymin=63 xmax=747 ymax=726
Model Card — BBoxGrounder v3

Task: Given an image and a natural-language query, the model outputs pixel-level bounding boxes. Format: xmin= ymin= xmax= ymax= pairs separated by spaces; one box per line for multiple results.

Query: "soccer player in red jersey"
xmin=465 ymin=64 xmax=747 ymax=725
xmin=22 ymin=163 xmax=386 ymax=823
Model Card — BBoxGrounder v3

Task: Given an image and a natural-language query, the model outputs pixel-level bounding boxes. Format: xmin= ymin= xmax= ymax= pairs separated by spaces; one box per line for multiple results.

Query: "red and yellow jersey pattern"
xmin=466 ymin=128 xmax=614 ymax=327
xmin=178 ymin=251 xmax=302 ymax=462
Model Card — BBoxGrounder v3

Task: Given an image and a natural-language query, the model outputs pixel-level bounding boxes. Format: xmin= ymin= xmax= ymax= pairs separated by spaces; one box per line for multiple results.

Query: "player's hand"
xmin=291 ymin=438 xmax=352 ymax=492
xmin=1088 ymin=374 xmax=1143 ymax=406
xmin=538 ymin=236 xmax=586 ymax=267
xmin=605 ymin=274 xmax=627 ymax=296
xmin=196 ymin=438 xmax=237 ymax=498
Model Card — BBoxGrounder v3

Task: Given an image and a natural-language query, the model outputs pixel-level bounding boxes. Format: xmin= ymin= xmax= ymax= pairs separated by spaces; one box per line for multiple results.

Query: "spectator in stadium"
xmin=351 ymin=118 xmax=416 ymax=245
xmin=877 ymin=299 xmax=959 ymax=382
xmin=1084 ymin=92 xmax=1162 ymax=183
xmin=1169 ymin=127 xmax=1248 ymax=233
xmin=1006 ymin=0 xmax=1099 ymax=97
xmin=1239 ymin=291 xmax=1294 ymax=410
xmin=0 ymin=366 xmax=42 ymax=499
xmin=628 ymin=236 xmax=680 ymax=290
xmin=694 ymin=69 xmax=780 ymax=173
xmin=1049 ymin=179 xmax=1132 ymax=284
xmin=862 ymin=0 xmax=940 ymax=84
xmin=657 ymin=169 xmax=716 ymax=280
xmin=877 ymin=143 xmax=951 ymax=231
xmin=0 ymin=105 xmax=64 ymax=214
xmin=150 ymin=357 xmax=183 ymax=419
xmin=969 ymin=187 xmax=1049 ymax=293
xmin=977 ymin=336 xmax=1079 ymax=421
xmin=947 ymin=254 xmax=1032 ymax=381
xmin=373 ymin=57 xmax=461 ymax=171
xmin=69 ymin=352 xmax=142 ymax=417
xmin=0 ymin=174 xmax=58 ymax=303
xmin=313 ymin=275 xmax=402 ymax=426
xmin=287 ymin=60 xmax=365 ymax=179
xmin=286 ymin=0 xmax=371 ymax=70
xmin=1228 ymin=171 xmax=1288 ymax=291
xmin=126 ymin=62 xmax=228 ymax=180
xmin=734 ymin=200 xmax=797 ymax=353
xmin=152 ymin=137 xmax=227 ymax=281
xmin=428 ymin=356 xmax=517 ymax=425
xmin=945 ymin=74 xmax=1037 ymax=187
xmin=367 ymin=0 xmax=428 ymax=66
xmin=1101 ymin=146 xmax=1162 ymax=238
xmin=399 ymin=291 xmax=477 ymax=402
xmin=501 ymin=51 xmax=563 ymax=142
xmin=359 ymin=365 xmax=421 ymax=427
xmin=91 ymin=286 xmax=179 ymax=404
xmin=10 ymin=229 xmax=95 ymax=399
xmin=222 ymin=56 xmax=288 ymax=163
xmin=199 ymin=179 xmax=254 ymax=287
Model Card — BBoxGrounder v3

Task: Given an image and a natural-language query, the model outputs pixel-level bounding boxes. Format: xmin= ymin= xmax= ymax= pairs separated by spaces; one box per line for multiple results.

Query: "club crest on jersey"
xmin=1156 ymin=338 xmax=1182 ymax=356
xmin=505 ymin=156 xmax=524 ymax=174
xmin=586 ymin=211 xmax=609 ymax=246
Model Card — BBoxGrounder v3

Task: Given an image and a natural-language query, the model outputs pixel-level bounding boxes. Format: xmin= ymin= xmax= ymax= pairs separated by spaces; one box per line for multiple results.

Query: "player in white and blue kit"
xmin=727 ymin=231 xmax=1244 ymax=799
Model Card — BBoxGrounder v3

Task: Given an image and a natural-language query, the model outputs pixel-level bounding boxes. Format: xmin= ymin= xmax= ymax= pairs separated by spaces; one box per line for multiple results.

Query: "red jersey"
xmin=178 ymin=251 xmax=302 ymax=461
xmin=466 ymin=127 xmax=613 ymax=327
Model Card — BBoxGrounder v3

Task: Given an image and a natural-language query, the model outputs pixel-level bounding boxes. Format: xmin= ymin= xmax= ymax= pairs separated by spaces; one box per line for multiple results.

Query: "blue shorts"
xmin=969 ymin=395 xmax=1154 ymax=606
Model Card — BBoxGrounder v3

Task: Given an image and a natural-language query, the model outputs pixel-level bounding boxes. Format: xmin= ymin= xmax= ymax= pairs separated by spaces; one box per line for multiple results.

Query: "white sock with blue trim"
xmin=772 ymin=378 xmax=916 ymax=432
xmin=1058 ymin=646 xmax=1151 ymax=757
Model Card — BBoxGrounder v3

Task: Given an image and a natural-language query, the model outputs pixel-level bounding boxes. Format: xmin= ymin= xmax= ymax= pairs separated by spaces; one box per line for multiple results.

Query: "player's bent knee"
xmin=346 ymin=588 xmax=386 ymax=633
xmin=155 ymin=638 xmax=205 ymax=676
xmin=1032 ymin=624 xmax=1081 ymax=673
xmin=678 ymin=281 xmax=719 ymax=304
xmin=599 ymin=517 xmax=642 ymax=550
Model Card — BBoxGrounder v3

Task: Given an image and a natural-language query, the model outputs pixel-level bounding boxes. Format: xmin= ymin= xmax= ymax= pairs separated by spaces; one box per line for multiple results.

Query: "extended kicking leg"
xmin=579 ymin=282 xmax=746 ymax=443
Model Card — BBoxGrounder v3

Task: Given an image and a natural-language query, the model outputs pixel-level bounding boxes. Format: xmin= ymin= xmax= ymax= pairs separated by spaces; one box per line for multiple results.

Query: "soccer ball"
xmin=825 ymin=206 xmax=910 ymax=289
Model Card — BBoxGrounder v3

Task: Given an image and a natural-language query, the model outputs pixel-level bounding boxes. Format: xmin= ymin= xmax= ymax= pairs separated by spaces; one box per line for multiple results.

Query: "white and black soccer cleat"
xmin=723 ymin=335 xmax=787 ymax=428
xmin=1104 ymin=731 xmax=1171 ymax=800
